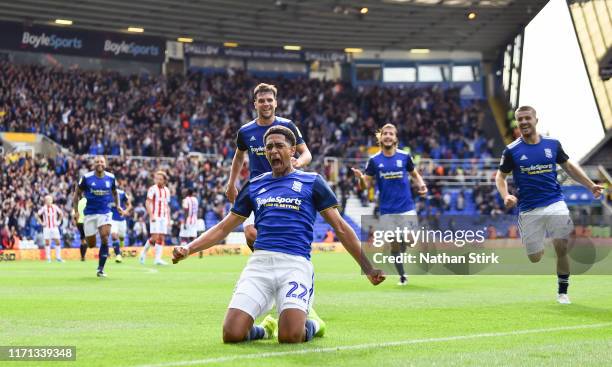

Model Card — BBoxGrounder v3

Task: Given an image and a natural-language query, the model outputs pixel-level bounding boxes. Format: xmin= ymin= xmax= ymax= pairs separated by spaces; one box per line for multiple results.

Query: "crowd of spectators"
xmin=0 ymin=62 xmax=508 ymax=248
xmin=0 ymin=153 xmax=242 ymax=248
xmin=0 ymin=61 xmax=495 ymax=161
xmin=1 ymin=151 xmax=511 ymax=249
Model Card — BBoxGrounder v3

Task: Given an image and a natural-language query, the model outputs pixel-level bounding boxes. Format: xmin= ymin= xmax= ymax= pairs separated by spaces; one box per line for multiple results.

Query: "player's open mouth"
xmin=271 ymin=158 xmax=282 ymax=166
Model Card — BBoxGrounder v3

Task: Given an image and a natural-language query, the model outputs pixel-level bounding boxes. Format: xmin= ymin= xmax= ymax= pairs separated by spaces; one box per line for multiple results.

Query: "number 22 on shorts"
xmin=286 ymin=281 xmax=310 ymax=302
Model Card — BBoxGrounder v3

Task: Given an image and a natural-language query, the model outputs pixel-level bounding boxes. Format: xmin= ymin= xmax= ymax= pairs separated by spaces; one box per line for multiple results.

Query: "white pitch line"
xmin=123 ymin=265 xmax=159 ymax=274
xmin=131 ymin=322 xmax=612 ymax=367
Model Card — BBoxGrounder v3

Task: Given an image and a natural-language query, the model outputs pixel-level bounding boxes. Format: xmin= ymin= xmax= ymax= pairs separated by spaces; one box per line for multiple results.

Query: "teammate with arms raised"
xmin=73 ymin=156 xmax=125 ymax=277
xmin=140 ymin=171 xmax=171 ymax=265
xmin=110 ymin=187 xmax=132 ymax=263
xmin=225 ymin=83 xmax=312 ymax=248
xmin=495 ymin=106 xmax=603 ymax=304
xmin=352 ymin=123 xmax=427 ymax=285
xmin=174 ymin=126 xmax=385 ymax=344
xmin=36 ymin=195 xmax=64 ymax=263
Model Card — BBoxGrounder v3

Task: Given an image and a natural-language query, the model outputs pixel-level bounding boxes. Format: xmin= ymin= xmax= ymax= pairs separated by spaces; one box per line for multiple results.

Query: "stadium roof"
xmin=0 ymin=0 xmax=548 ymax=57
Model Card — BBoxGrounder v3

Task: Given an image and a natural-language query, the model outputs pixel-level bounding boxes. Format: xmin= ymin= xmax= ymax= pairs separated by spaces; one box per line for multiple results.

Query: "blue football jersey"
xmin=236 ymin=116 xmax=305 ymax=178
xmin=499 ymin=136 xmax=569 ymax=212
xmin=111 ymin=189 xmax=127 ymax=221
xmin=78 ymin=171 xmax=116 ymax=215
xmin=231 ymin=170 xmax=338 ymax=260
xmin=365 ymin=150 xmax=416 ymax=215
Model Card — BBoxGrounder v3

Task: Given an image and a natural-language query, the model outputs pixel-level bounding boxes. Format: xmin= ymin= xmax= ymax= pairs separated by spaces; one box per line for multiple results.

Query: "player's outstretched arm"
xmin=495 ymin=170 xmax=517 ymax=208
xmin=351 ymin=168 xmax=373 ymax=191
xmin=560 ymin=161 xmax=604 ymax=199
xmin=145 ymin=197 xmax=153 ymax=222
xmin=320 ymin=207 xmax=385 ymax=285
xmin=56 ymin=205 xmax=64 ymax=223
xmin=409 ymin=170 xmax=428 ymax=196
xmin=73 ymin=185 xmax=82 ymax=223
xmin=226 ymin=149 xmax=246 ymax=203
xmin=125 ymin=194 xmax=133 ymax=215
xmin=34 ymin=211 xmax=43 ymax=226
xmin=172 ymin=213 xmax=245 ymax=263
xmin=292 ymin=144 xmax=312 ymax=168
xmin=112 ymin=189 xmax=126 ymax=217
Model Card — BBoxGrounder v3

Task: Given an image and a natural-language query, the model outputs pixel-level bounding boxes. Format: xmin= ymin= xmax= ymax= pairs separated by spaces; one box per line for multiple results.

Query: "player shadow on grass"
xmin=542 ymin=303 xmax=612 ymax=323
xmin=390 ymin=283 xmax=449 ymax=293
xmin=223 ymin=336 xmax=328 ymax=349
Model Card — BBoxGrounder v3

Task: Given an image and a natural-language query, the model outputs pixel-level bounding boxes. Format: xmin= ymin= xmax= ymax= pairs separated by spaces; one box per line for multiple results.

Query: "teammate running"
xmin=73 ymin=156 xmax=124 ymax=277
xmin=495 ymin=106 xmax=604 ymax=304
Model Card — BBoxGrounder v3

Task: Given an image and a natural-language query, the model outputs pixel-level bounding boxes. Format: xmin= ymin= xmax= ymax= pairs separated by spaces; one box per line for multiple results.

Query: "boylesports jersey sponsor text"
xmin=250 ymin=146 xmax=266 ymax=156
xmin=519 ymin=164 xmax=554 ymax=175
xmin=90 ymin=189 xmax=112 ymax=197
xmin=379 ymin=170 xmax=404 ymax=179
xmin=256 ymin=196 xmax=302 ymax=210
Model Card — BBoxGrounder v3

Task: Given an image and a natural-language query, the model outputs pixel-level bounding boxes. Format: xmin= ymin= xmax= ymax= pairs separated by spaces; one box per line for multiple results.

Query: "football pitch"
xmin=2 ymin=253 xmax=612 ymax=367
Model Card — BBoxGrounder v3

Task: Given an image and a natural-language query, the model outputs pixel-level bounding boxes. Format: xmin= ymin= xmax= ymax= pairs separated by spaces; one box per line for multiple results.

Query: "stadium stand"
xmin=1 ymin=64 xmax=525 ymax=248
xmin=1 ymin=62 xmax=495 ymax=160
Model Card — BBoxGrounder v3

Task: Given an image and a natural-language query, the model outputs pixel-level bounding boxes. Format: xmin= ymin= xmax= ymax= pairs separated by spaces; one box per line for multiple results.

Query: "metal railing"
xmin=322 ymin=156 xmax=605 ymax=188
xmin=324 ymin=156 xmax=501 ymax=186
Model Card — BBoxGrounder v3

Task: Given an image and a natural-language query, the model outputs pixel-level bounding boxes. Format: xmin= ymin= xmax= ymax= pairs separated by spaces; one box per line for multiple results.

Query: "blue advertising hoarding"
xmin=0 ymin=21 xmax=165 ymax=63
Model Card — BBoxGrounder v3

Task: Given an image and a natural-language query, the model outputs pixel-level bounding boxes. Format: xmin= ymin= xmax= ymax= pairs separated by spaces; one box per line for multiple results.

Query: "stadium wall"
xmin=0 ymin=243 xmax=349 ymax=262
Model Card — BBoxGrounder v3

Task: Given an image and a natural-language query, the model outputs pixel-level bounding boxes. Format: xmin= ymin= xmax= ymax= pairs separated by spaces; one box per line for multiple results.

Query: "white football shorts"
xmin=111 ymin=220 xmax=127 ymax=237
xmin=43 ymin=227 xmax=61 ymax=240
xmin=228 ymin=250 xmax=314 ymax=320
xmin=179 ymin=222 xmax=198 ymax=238
xmin=83 ymin=213 xmax=113 ymax=237
xmin=518 ymin=200 xmax=573 ymax=255
xmin=150 ymin=217 xmax=169 ymax=235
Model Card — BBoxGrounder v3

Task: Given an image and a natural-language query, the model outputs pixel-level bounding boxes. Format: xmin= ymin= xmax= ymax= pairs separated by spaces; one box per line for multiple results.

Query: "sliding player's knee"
xmin=277 ymin=325 xmax=304 ymax=344
xmin=528 ymin=251 xmax=543 ymax=263
xmin=278 ymin=310 xmax=307 ymax=343
xmin=222 ymin=324 xmax=248 ymax=343
xmin=86 ymin=237 xmax=96 ymax=248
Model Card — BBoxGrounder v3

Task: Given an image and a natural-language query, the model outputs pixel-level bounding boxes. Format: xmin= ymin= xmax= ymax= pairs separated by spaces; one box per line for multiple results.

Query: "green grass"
xmin=2 ymin=253 xmax=612 ymax=367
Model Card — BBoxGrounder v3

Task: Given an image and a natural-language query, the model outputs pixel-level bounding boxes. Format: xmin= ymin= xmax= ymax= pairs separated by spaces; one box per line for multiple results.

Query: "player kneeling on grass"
xmin=173 ymin=126 xmax=386 ymax=343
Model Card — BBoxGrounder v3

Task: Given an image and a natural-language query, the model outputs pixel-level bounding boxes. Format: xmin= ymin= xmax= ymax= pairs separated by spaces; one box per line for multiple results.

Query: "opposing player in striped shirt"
xmin=140 ymin=171 xmax=171 ymax=265
xmin=179 ymin=188 xmax=200 ymax=246
xmin=36 ymin=195 xmax=64 ymax=263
